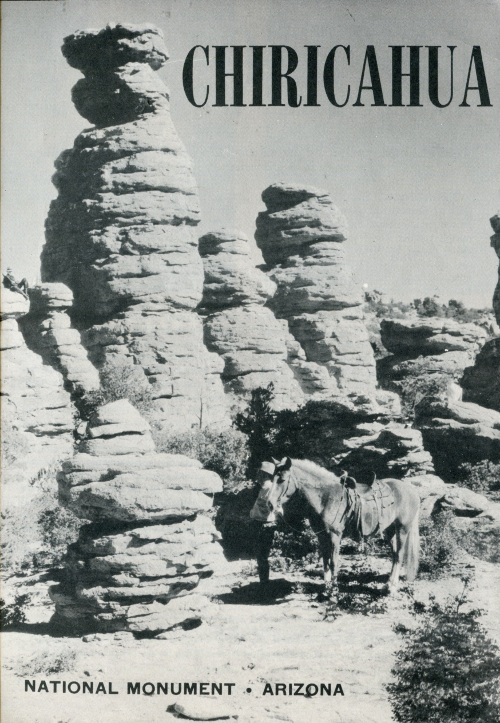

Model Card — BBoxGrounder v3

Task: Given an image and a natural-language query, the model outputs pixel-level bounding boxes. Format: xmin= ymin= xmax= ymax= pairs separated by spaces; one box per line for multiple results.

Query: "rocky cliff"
xmin=41 ymin=23 xmax=227 ymax=431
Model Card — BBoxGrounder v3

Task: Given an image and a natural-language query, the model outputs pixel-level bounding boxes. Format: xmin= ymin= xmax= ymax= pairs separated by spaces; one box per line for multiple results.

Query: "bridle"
xmin=271 ymin=466 xmax=296 ymax=513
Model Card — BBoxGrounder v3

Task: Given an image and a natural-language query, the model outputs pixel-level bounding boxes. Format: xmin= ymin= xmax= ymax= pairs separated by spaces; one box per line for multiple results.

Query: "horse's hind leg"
xmin=317 ymin=529 xmax=333 ymax=585
xmin=387 ymin=526 xmax=404 ymax=593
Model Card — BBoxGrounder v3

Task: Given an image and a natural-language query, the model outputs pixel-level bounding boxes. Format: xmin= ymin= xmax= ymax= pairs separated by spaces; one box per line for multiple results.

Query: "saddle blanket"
xmin=348 ymin=480 xmax=396 ymax=539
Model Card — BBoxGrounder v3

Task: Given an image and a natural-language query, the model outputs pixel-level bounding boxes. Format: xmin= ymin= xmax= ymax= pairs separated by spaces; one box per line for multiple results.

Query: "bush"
xmin=0 ymin=594 xmax=28 ymax=628
xmin=1 ymin=465 xmax=82 ymax=577
xmin=420 ymin=510 xmax=464 ymax=578
xmin=269 ymin=521 xmax=318 ymax=573
xmin=153 ymin=426 xmax=248 ymax=488
xmin=76 ymin=361 xmax=153 ymax=419
xmin=458 ymin=460 xmax=500 ymax=496
xmin=388 ymin=583 xmax=500 ymax=723
xmin=395 ymin=369 xmax=450 ymax=420
xmin=235 ymin=384 xmax=278 ymax=478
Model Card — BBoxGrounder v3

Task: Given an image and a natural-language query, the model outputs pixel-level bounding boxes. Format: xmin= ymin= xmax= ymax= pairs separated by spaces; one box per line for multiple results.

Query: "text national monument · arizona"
xmin=1 ymin=2 xmax=500 ymax=723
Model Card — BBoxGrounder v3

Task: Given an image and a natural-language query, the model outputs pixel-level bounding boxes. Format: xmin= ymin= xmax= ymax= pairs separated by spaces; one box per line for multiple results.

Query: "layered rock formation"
xmin=415 ymin=384 xmax=500 ymax=479
xmin=255 ymin=183 xmax=382 ymax=404
xmin=199 ymin=230 xmax=305 ymax=409
xmin=1 ymin=289 xmax=74 ymax=485
xmin=378 ymin=317 xmax=488 ymax=397
xmin=20 ymin=283 xmax=100 ymax=396
xmin=334 ymin=421 xmax=434 ymax=481
xmin=41 ymin=23 xmax=226 ymax=431
xmin=50 ymin=400 xmax=226 ymax=634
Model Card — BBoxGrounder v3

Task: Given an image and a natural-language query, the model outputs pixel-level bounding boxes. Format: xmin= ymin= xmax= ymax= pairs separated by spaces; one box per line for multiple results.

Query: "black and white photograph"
xmin=1 ymin=1 xmax=500 ymax=721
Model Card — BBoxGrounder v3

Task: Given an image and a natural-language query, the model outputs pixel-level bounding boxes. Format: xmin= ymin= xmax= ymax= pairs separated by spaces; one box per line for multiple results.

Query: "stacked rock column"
xmin=19 ymin=283 xmax=100 ymax=397
xmin=50 ymin=399 xmax=226 ymax=634
xmin=255 ymin=183 xmax=379 ymax=403
xmin=198 ymin=229 xmax=305 ymax=410
xmin=1 ymin=289 xmax=75 ymax=483
xmin=41 ymin=24 xmax=227 ymax=431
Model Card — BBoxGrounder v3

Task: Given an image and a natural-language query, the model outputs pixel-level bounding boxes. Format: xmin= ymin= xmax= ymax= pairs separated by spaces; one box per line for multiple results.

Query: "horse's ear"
xmin=271 ymin=457 xmax=279 ymax=465
xmin=281 ymin=456 xmax=292 ymax=471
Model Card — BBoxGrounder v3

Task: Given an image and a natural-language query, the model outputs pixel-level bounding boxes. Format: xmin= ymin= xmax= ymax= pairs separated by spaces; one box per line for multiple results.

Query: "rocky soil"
xmin=2 ymin=550 xmax=499 ymax=723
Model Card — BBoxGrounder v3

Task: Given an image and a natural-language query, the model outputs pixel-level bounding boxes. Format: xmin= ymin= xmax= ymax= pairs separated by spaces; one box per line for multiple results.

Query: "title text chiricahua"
xmin=183 ymin=45 xmax=491 ymax=108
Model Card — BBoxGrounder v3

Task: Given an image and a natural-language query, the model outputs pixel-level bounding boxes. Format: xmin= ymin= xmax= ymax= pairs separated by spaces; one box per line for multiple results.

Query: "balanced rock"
xmin=199 ymin=230 xmax=305 ymax=409
xmin=50 ymin=400 xmax=226 ymax=634
xmin=255 ymin=183 xmax=379 ymax=401
xmin=41 ymin=23 xmax=227 ymax=431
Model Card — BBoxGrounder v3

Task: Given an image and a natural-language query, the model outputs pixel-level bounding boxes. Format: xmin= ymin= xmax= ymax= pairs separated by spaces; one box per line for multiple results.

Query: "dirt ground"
xmin=2 ymin=550 xmax=499 ymax=723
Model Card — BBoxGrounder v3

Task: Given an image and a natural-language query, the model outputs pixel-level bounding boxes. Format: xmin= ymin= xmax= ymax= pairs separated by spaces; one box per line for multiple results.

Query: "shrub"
xmin=153 ymin=426 xmax=248 ymax=488
xmin=17 ymin=649 xmax=77 ymax=677
xmin=1 ymin=465 xmax=83 ymax=577
xmin=388 ymin=583 xmax=500 ymax=723
xmin=419 ymin=510 xmax=464 ymax=578
xmin=458 ymin=460 xmax=500 ymax=496
xmin=395 ymin=369 xmax=450 ymax=420
xmin=269 ymin=521 xmax=318 ymax=573
xmin=1 ymin=423 xmax=31 ymax=467
xmin=0 ymin=594 xmax=28 ymax=628
xmin=76 ymin=361 xmax=153 ymax=419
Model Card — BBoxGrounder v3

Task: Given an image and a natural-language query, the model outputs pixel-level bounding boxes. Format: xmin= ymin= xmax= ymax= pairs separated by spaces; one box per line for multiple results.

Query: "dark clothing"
xmin=3 ymin=273 xmax=29 ymax=299
xmin=253 ymin=521 xmax=276 ymax=583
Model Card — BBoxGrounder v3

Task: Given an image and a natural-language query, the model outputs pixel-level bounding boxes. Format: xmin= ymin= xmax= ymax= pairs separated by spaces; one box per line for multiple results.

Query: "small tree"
xmin=235 ymin=384 xmax=277 ymax=478
xmin=388 ymin=582 xmax=500 ymax=723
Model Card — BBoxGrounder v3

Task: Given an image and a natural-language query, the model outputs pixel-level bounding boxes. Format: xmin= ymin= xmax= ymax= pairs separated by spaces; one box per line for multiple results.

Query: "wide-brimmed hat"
xmin=259 ymin=461 xmax=275 ymax=475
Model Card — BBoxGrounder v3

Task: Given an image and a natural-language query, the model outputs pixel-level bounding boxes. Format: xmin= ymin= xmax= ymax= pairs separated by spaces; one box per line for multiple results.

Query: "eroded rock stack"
xmin=255 ymin=183 xmax=379 ymax=403
xmin=41 ymin=23 xmax=226 ymax=431
xmin=1 ymin=289 xmax=74 ymax=486
xmin=50 ymin=400 xmax=226 ymax=634
xmin=199 ymin=230 xmax=305 ymax=409
xmin=20 ymin=283 xmax=100 ymax=396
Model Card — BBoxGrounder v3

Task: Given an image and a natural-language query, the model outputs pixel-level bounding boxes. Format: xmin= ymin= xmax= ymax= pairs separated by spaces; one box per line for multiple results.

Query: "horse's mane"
xmin=291 ymin=458 xmax=340 ymax=488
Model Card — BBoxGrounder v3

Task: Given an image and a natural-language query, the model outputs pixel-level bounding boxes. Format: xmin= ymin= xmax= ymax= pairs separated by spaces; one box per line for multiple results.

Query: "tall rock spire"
xmin=255 ymin=183 xmax=379 ymax=402
xmin=41 ymin=24 xmax=227 ymax=430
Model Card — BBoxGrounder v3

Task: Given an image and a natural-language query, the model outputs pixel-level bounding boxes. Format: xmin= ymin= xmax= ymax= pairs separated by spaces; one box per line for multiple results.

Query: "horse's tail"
xmin=403 ymin=508 xmax=420 ymax=582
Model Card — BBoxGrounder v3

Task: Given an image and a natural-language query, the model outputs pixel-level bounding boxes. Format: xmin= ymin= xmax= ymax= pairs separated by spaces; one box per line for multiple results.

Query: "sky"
xmin=1 ymin=0 xmax=499 ymax=307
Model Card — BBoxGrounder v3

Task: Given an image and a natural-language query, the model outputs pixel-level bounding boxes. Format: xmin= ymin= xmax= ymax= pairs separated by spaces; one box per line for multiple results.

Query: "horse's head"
xmin=265 ymin=456 xmax=296 ymax=517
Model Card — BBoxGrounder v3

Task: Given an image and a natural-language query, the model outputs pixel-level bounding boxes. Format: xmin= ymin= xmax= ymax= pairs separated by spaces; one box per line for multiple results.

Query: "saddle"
xmin=342 ymin=476 xmax=396 ymax=540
